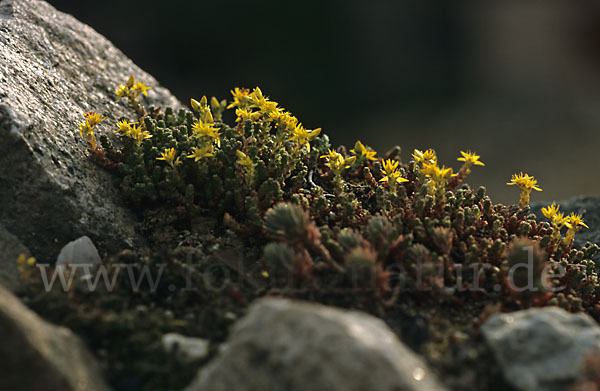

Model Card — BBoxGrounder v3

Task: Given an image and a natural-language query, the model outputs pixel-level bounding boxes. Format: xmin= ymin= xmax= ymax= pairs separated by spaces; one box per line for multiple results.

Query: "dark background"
xmin=49 ymin=0 xmax=600 ymax=203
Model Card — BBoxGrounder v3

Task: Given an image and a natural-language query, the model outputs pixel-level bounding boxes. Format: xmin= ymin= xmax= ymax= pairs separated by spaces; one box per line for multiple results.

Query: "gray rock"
xmin=0 ymin=224 xmax=29 ymax=292
xmin=56 ymin=235 xmax=101 ymax=266
xmin=0 ymin=284 xmax=108 ymax=390
xmin=531 ymin=195 xmax=600 ymax=260
xmin=0 ymin=0 xmax=182 ymax=262
xmin=162 ymin=333 xmax=210 ymax=364
xmin=186 ymin=298 xmax=445 ymax=391
xmin=482 ymin=307 xmax=600 ymax=391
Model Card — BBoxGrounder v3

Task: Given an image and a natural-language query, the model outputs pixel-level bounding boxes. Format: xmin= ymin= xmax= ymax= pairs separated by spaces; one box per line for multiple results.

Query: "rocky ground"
xmin=2 ymin=1 xmax=600 ymax=391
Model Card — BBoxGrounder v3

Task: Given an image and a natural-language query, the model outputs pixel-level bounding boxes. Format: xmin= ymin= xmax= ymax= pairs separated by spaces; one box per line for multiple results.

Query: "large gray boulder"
xmin=0 ymin=284 xmax=108 ymax=390
xmin=0 ymin=223 xmax=28 ymax=292
xmin=482 ymin=307 xmax=600 ymax=391
xmin=0 ymin=0 xmax=181 ymax=262
xmin=187 ymin=298 xmax=445 ymax=391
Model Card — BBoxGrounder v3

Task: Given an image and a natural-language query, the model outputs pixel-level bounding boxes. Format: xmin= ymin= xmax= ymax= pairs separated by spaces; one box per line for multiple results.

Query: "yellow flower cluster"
xmin=114 ymin=120 xmax=152 ymax=146
xmin=350 ymin=141 xmax=377 ymax=162
xmin=187 ymin=145 xmax=215 ymax=162
xmin=541 ymin=203 xmax=588 ymax=246
xmin=379 ymin=159 xmax=408 ymax=193
xmin=236 ymin=150 xmax=253 ymax=169
xmin=115 ymin=74 xmax=151 ymax=102
xmin=289 ymin=125 xmax=321 ymax=152
xmin=564 ymin=213 xmax=589 ymax=246
xmin=236 ymin=150 xmax=255 ymax=185
xmin=156 ymin=148 xmax=182 ymax=168
xmin=190 ymin=96 xmax=222 ymax=147
xmin=422 ymin=162 xmax=454 ymax=202
xmin=507 ymin=172 xmax=542 ymax=209
xmin=16 ymin=253 xmax=36 ymax=281
xmin=227 ymin=87 xmax=321 ymax=152
xmin=320 ymin=149 xmax=356 ymax=176
xmin=77 ymin=111 xmax=106 ymax=150
xmin=457 ymin=150 xmax=485 ymax=176
xmin=407 ymin=148 xmax=486 ymax=204
xmin=412 ymin=149 xmax=437 ymax=167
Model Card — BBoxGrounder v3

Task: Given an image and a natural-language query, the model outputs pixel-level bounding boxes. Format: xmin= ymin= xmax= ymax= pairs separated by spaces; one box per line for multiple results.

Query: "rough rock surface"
xmin=187 ymin=298 xmax=445 ymax=391
xmin=482 ymin=307 xmax=600 ymax=391
xmin=0 ymin=284 xmax=108 ymax=390
xmin=531 ymin=195 xmax=600 ymax=260
xmin=0 ymin=223 xmax=28 ymax=292
xmin=0 ymin=0 xmax=181 ymax=262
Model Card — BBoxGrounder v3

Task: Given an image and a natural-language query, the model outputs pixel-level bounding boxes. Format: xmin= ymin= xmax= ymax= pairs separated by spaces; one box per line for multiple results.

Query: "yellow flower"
xmin=250 ymin=87 xmax=278 ymax=114
xmin=289 ymin=125 xmax=321 ymax=152
xmin=541 ymin=203 xmax=559 ymax=220
xmin=422 ymin=163 xmax=453 ymax=182
xmin=191 ymin=120 xmax=221 ymax=147
xmin=507 ymin=172 xmax=542 ymax=192
xmin=552 ymin=212 xmax=570 ymax=230
xmin=16 ymin=253 xmax=36 ymax=280
xmin=236 ymin=150 xmax=254 ymax=168
xmin=83 ymin=112 xmax=106 ymax=127
xmin=236 ymin=150 xmax=255 ymax=185
xmin=320 ymin=149 xmax=356 ymax=175
xmin=507 ymin=172 xmax=542 ymax=208
xmin=227 ymin=87 xmax=251 ymax=109
xmin=156 ymin=148 xmax=181 ymax=168
xmin=542 ymin=204 xmax=570 ymax=241
xmin=187 ymin=145 xmax=215 ymax=162
xmin=235 ymin=108 xmax=261 ymax=123
xmin=457 ymin=150 xmax=484 ymax=176
xmin=131 ymin=82 xmax=151 ymax=97
xmin=350 ymin=140 xmax=377 ymax=161
xmin=77 ymin=112 xmax=104 ymax=150
xmin=269 ymin=109 xmax=298 ymax=133
xmin=115 ymin=84 xmax=128 ymax=102
xmin=115 ymin=75 xmax=149 ymax=102
xmin=422 ymin=163 xmax=454 ymax=202
xmin=114 ymin=120 xmax=136 ymax=136
xmin=190 ymin=96 xmax=208 ymax=112
xmin=567 ymin=213 xmax=588 ymax=229
xmin=17 ymin=253 xmax=36 ymax=267
xmin=78 ymin=121 xmax=93 ymax=139
xmin=210 ymin=97 xmax=227 ymax=120
xmin=412 ymin=149 xmax=437 ymax=166
xmin=379 ymin=159 xmax=408 ymax=192
xmin=563 ymin=212 xmax=588 ymax=247
xmin=457 ymin=150 xmax=484 ymax=167
xmin=380 ymin=159 xmax=399 ymax=180
xmin=190 ymin=97 xmax=214 ymax=124
xmin=127 ymin=124 xmax=152 ymax=145
xmin=125 ymin=74 xmax=136 ymax=88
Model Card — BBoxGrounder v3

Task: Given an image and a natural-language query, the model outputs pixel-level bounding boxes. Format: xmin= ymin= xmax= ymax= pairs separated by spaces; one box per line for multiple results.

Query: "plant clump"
xmin=15 ymin=75 xmax=600 ymax=391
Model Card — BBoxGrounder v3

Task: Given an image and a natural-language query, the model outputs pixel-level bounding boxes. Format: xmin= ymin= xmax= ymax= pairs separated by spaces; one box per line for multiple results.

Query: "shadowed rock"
xmin=187 ymin=298 xmax=445 ymax=391
xmin=0 ymin=284 xmax=108 ymax=390
xmin=482 ymin=307 xmax=600 ymax=391
xmin=0 ymin=223 xmax=28 ymax=292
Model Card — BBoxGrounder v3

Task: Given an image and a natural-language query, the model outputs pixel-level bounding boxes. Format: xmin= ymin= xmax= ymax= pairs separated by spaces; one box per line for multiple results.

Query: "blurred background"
xmin=49 ymin=0 xmax=600 ymax=203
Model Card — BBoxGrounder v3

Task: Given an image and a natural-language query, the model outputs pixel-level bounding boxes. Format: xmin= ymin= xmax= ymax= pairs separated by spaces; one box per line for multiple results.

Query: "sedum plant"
xmin=17 ymin=74 xmax=599 ymax=390
xmin=72 ymin=75 xmax=600 ymax=318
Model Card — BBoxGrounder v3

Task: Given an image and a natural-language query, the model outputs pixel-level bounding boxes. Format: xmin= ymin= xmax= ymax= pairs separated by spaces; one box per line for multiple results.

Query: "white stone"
xmin=162 ymin=333 xmax=210 ymax=363
xmin=56 ymin=236 xmax=101 ymax=266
